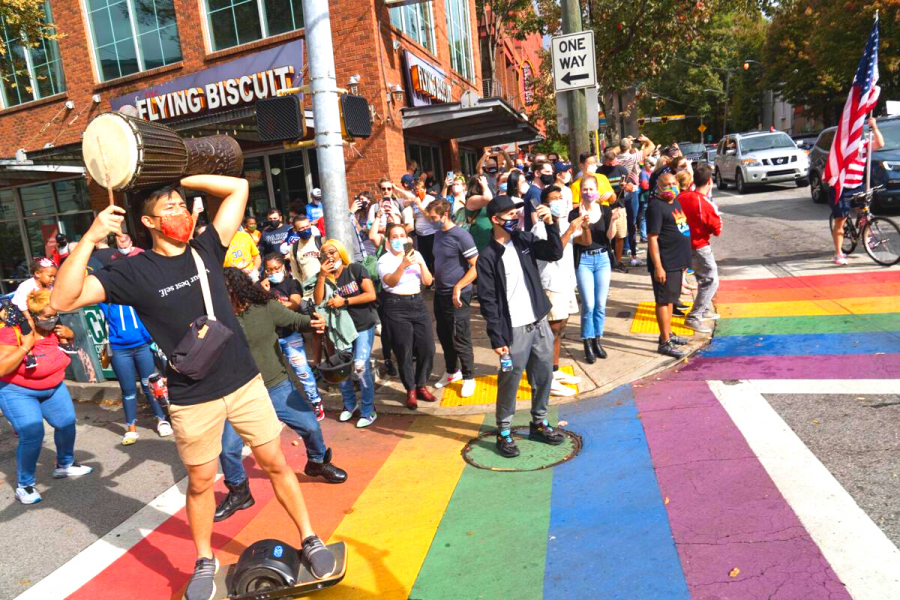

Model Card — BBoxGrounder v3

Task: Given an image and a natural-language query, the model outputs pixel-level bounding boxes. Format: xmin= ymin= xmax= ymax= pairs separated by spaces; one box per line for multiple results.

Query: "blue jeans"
xmin=624 ymin=191 xmax=639 ymax=256
xmin=575 ymin=251 xmax=611 ymax=339
xmin=108 ymin=343 xmax=166 ymax=426
xmin=220 ymin=379 xmax=327 ymax=486
xmin=278 ymin=332 xmax=321 ymax=404
xmin=339 ymin=326 xmax=376 ymax=418
xmin=638 ymin=191 xmax=649 ymax=240
xmin=0 ymin=382 xmax=76 ymax=487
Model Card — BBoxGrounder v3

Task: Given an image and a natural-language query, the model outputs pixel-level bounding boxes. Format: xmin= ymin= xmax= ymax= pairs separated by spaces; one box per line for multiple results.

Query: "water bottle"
xmin=500 ymin=353 xmax=513 ymax=372
xmin=148 ymin=373 xmax=170 ymax=408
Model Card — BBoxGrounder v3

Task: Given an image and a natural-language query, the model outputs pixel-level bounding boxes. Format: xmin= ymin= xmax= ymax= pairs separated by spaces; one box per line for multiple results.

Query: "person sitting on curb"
xmin=475 ymin=195 xmax=565 ymax=458
xmin=647 ymin=173 xmax=693 ymax=359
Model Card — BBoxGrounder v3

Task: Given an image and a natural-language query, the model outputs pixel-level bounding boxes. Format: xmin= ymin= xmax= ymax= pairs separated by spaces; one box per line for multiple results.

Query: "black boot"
xmin=304 ymin=448 xmax=348 ymax=484
xmin=583 ymin=339 xmax=596 ymax=364
xmin=591 ymin=338 xmax=608 ymax=359
xmin=214 ymin=479 xmax=254 ymax=522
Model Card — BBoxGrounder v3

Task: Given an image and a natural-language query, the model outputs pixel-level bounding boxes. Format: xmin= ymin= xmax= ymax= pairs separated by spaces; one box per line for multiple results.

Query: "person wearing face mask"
xmin=570 ymin=174 xmax=618 ymax=363
xmin=476 ymin=148 xmax=513 ymax=194
xmin=53 ymin=176 xmax=339 ymax=597
xmin=223 ymin=224 xmax=262 ymax=281
xmin=506 ymin=169 xmax=530 ymax=230
xmin=306 ymin=188 xmax=324 ymax=222
xmin=522 ymin=160 xmax=554 ymax=232
xmin=476 ymin=194 xmax=565 ymax=458
xmin=243 ymin=216 xmax=261 ymax=244
xmin=287 ymin=216 xmax=323 ymax=289
xmin=677 ymin=164 xmax=722 ymax=333
xmin=0 ymin=290 xmax=92 ymax=505
xmin=258 ymin=209 xmax=293 ymax=257
xmin=571 ymin=151 xmax=599 ymax=207
xmin=554 ymin=162 xmax=574 ymax=207
xmin=426 ymin=199 xmax=478 ymax=398
xmin=533 ymin=186 xmax=585 ymax=396
xmin=410 ymin=182 xmax=437 ymax=274
xmin=442 ymin=174 xmax=468 ymax=214
xmin=261 ymin=253 xmax=325 ymax=421
xmin=376 ymin=223 xmax=435 ymax=410
xmin=647 ymin=173 xmax=693 ymax=359
xmin=452 ymin=175 xmax=494 ymax=252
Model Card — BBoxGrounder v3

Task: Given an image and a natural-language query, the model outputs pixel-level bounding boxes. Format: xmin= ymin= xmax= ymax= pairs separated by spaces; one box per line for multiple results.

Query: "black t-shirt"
xmin=646 ymin=198 xmax=692 ymax=272
xmin=334 ymin=262 xmax=378 ymax=332
xmin=568 ymin=205 xmax=612 ymax=263
xmin=93 ymin=225 xmax=259 ymax=405
xmin=258 ymin=224 xmax=292 ymax=256
xmin=433 ymin=226 xmax=478 ymax=294
xmin=271 ymin=277 xmax=304 ymax=338
xmin=598 ymin=164 xmax=630 ymax=208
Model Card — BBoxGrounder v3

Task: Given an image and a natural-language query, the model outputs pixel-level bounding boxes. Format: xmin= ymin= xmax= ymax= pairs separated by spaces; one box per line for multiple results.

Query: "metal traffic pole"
xmin=301 ymin=0 xmax=353 ymax=249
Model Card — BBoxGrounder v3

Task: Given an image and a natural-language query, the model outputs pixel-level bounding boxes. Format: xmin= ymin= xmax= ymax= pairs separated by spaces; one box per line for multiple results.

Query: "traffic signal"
xmin=340 ymin=95 xmax=372 ymax=139
xmin=637 ymin=118 xmax=645 ymax=126
xmin=256 ymin=95 xmax=307 ymax=142
xmin=743 ymin=62 xmax=750 ymax=70
xmin=660 ymin=116 xmax=668 ymax=125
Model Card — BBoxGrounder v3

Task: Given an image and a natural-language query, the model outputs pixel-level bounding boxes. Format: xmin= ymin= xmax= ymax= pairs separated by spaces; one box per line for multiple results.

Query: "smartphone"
xmin=446 ymin=170 xmax=454 ymax=180
xmin=19 ymin=317 xmax=32 ymax=335
xmin=193 ymin=197 xmax=204 ymax=213
xmin=403 ymin=242 xmax=414 ymax=255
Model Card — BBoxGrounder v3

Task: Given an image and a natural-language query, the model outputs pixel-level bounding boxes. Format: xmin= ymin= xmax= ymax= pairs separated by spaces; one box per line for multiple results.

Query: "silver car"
xmin=714 ymin=131 xmax=810 ymax=194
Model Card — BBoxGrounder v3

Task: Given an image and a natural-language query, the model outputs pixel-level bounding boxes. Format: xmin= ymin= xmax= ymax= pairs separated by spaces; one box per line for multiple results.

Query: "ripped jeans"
xmin=278 ymin=332 xmax=322 ymax=405
xmin=108 ymin=343 xmax=166 ymax=426
xmin=339 ymin=326 xmax=376 ymax=418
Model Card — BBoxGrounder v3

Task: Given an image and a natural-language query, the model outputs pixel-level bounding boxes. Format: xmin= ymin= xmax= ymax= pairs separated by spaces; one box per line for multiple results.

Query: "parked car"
xmin=807 ymin=116 xmax=900 ymax=213
xmin=697 ymin=148 xmax=717 ymax=170
xmin=792 ymin=132 xmax=819 ymax=155
xmin=714 ymin=131 xmax=810 ymax=194
xmin=677 ymin=141 xmax=707 ymax=169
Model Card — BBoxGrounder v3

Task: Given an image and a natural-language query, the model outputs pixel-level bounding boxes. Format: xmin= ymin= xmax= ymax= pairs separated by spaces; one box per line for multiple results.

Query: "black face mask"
xmin=484 ymin=167 xmax=498 ymax=175
xmin=269 ymin=219 xmax=282 ymax=228
xmin=539 ymin=173 xmax=555 ymax=186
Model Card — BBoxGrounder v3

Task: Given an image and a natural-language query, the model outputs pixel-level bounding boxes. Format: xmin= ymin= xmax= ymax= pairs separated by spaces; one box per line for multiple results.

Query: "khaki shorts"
xmin=546 ymin=290 xmax=572 ymax=322
xmin=613 ymin=213 xmax=627 ymax=238
xmin=167 ymin=374 xmax=282 ymax=466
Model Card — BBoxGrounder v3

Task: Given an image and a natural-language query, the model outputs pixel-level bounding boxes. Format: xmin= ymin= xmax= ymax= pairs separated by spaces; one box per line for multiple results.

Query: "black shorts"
xmin=651 ymin=269 xmax=684 ymax=305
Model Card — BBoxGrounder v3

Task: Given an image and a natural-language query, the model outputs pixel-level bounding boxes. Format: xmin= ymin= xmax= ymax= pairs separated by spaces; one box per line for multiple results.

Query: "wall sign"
xmin=403 ymin=50 xmax=452 ymax=107
xmin=521 ymin=61 xmax=535 ymax=106
xmin=111 ymin=39 xmax=304 ymax=123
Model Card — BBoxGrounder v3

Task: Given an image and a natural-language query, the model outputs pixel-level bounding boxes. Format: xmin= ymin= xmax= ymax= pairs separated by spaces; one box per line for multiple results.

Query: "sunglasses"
xmin=381 ymin=186 xmax=393 ymax=191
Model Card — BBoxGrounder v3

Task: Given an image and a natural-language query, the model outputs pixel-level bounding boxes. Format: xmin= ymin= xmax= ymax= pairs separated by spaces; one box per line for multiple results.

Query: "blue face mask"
xmin=390 ymin=239 xmax=406 ymax=253
xmin=118 ymin=247 xmax=131 ymax=255
xmin=499 ymin=218 xmax=518 ymax=234
xmin=298 ymin=229 xmax=312 ymax=240
xmin=499 ymin=183 xmax=508 ymax=193
xmin=267 ymin=270 xmax=285 ymax=285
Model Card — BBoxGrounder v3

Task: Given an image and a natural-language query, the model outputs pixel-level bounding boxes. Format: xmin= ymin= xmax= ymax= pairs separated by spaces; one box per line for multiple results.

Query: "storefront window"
xmin=406 ymin=141 xmax=443 ymax=183
xmin=460 ymin=148 xmax=478 ymax=178
xmin=0 ymin=2 xmax=66 ymax=108
xmin=86 ymin=0 xmax=182 ymax=82
xmin=55 ymin=179 xmax=92 ymax=213
xmin=0 ymin=220 xmax=28 ymax=288
xmin=244 ymin=156 xmax=270 ymax=217
xmin=445 ymin=0 xmax=473 ymax=81
xmin=19 ymin=183 xmax=55 ymax=217
xmin=205 ymin=0 xmax=303 ymax=52
xmin=390 ymin=2 xmax=435 ymax=54
xmin=269 ymin=149 xmax=309 ymax=216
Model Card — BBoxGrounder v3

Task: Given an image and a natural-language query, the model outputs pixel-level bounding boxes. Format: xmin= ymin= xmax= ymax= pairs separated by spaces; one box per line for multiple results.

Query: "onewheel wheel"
xmin=829 ymin=213 xmax=856 ymax=255
xmin=863 ymin=217 xmax=900 ymax=266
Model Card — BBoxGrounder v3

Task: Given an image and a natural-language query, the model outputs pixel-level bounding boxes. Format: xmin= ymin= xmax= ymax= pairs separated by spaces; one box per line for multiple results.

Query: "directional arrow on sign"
xmin=562 ymin=72 xmax=590 ymax=86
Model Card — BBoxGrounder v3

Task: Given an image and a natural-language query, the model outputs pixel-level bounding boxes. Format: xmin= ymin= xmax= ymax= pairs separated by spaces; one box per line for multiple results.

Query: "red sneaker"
xmin=406 ymin=390 xmax=418 ymax=410
xmin=313 ymin=404 xmax=325 ymax=422
xmin=416 ymin=387 xmax=436 ymax=402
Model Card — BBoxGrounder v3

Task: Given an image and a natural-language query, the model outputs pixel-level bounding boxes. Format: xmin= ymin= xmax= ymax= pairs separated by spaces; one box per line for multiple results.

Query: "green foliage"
xmin=0 ymin=0 xmax=58 ymax=58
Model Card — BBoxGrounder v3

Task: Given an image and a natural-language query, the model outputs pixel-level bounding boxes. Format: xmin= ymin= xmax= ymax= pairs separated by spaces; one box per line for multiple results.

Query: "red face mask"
xmin=158 ymin=210 xmax=194 ymax=243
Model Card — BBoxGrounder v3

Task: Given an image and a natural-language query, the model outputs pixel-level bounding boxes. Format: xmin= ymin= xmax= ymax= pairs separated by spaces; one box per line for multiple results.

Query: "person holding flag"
xmin=824 ymin=16 xmax=884 ymax=266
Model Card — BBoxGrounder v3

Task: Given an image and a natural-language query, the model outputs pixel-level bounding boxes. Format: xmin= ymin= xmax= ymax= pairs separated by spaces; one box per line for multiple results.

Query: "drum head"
xmin=83 ymin=113 xmax=140 ymax=191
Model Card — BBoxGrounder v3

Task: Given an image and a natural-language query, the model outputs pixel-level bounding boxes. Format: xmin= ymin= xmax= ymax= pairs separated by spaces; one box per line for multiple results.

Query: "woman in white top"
xmin=376 ymin=223 xmax=436 ymax=410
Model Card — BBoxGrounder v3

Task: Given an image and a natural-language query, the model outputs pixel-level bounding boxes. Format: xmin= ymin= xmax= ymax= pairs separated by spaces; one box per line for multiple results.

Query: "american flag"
xmin=824 ymin=17 xmax=880 ymax=200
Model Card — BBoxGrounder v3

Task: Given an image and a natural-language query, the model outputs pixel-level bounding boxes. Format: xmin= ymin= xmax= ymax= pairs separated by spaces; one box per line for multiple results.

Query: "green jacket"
xmin=235 ymin=300 xmax=311 ymax=388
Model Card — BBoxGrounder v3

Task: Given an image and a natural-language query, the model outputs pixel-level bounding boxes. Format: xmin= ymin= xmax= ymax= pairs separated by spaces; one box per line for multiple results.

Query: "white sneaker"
xmin=53 ymin=462 xmax=93 ymax=479
xmin=121 ymin=431 xmax=139 ymax=445
xmin=629 ymin=257 xmax=644 ymax=267
xmin=702 ymin=312 xmax=721 ymax=320
xmin=550 ymin=380 xmax=577 ymax=397
xmin=356 ymin=413 xmax=378 ymax=428
xmin=834 ymin=254 xmax=848 ymax=265
xmin=460 ymin=378 xmax=476 ymax=398
xmin=339 ymin=406 xmax=358 ymax=422
xmin=553 ymin=370 xmax=582 ymax=385
xmin=683 ymin=318 xmax=712 ymax=333
xmin=157 ymin=420 xmax=173 ymax=437
xmin=15 ymin=485 xmax=41 ymax=505
xmin=434 ymin=371 xmax=462 ymax=389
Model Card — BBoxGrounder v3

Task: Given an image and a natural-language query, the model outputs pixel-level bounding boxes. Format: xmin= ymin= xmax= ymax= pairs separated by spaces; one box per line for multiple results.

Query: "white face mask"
xmin=586 ymin=164 xmax=597 ymax=174
xmin=562 ymin=172 xmax=572 ymax=184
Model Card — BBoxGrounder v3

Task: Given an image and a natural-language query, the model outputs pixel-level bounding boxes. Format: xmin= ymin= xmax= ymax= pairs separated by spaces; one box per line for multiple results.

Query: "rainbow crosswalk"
xmin=24 ymin=270 xmax=900 ymax=600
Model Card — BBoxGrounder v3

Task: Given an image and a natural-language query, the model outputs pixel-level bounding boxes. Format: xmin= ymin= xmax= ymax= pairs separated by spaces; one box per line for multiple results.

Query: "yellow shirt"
xmin=223 ymin=230 xmax=260 ymax=271
xmin=572 ymin=173 xmax=614 ymax=206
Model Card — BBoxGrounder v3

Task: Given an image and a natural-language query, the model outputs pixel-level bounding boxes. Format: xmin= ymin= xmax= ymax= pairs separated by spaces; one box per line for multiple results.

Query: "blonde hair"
xmin=675 ymin=170 xmax=693 ymax=192
xmin=27 ymin=289 xmax=52 ymax=314
xmin=321 ymin=239 xmax=350 ymax=267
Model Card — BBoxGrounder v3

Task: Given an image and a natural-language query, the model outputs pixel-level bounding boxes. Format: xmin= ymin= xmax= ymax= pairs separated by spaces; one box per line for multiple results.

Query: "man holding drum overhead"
xmin=51 ymin=175 xmax=337 ymax=600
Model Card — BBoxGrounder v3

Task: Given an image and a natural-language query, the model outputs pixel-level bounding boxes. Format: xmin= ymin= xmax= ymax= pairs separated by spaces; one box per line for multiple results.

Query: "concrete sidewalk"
xmin=66 ymin=259 xmax=713 ymax=416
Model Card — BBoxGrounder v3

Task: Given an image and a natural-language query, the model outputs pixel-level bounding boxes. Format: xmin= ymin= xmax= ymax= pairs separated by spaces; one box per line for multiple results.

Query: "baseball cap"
xmin=486 ymin=194 xmax=524 ymax=219
xmin=311 ymin=187 xmax=322 ymax=199
xmin=553 ymin=161 xmax=572 ymax=174
xmin=400 ymin=174 xmax=416 ymax=187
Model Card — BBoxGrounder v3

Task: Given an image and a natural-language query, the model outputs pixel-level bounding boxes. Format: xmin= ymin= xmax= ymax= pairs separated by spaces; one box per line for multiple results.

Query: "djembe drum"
xmin=82 ymin=112 xmax=244 ymax=191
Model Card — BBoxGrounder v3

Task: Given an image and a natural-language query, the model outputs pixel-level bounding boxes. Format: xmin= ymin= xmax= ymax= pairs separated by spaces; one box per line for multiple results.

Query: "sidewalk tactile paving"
xmin=441 ymin=366 xmax=579 ymax=407
xmin=630 ymin=301 xmax=696 ymax=336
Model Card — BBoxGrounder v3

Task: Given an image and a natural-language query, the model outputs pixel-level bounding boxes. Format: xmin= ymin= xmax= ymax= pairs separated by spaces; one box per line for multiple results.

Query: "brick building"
xmin=0 ymin=0 xmax=540 ymax=291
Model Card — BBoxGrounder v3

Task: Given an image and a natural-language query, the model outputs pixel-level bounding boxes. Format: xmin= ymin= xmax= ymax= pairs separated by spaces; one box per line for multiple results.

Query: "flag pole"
xmin=866 ymin=9 xmax=878 ymax=196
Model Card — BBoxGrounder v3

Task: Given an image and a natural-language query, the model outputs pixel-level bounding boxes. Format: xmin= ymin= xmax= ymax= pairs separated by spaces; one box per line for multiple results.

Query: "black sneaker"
xmin=529 ymin=420 xmax=565 ymax=445
xmin=658 ymin=340 xmax=686 ymax=359
xmin=613 ymin=263 xmax=629 ymax=274
xmin=669 ymin=335 xmax=690 ymax=346
xmin=383 ymin=360 xmax=398 ymax=378
xmin=301 ymin=535 xmax=337 ymax=579
xmin=673 ymin=303 xmax=689 ymax=316
xmin=495 ymin=432 xmax=520 ymax=458
xmin=184 ymin=556 xmax=218 ymax=600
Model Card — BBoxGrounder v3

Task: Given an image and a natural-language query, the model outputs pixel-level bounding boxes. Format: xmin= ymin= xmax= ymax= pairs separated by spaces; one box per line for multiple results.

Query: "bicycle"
xmin=828 ymin=185 xmax=900 ymax=266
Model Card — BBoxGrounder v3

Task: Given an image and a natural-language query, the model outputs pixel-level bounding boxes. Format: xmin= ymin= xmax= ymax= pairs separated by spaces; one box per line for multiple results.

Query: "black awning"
xmin=401 ymin=98 xmax=542 ymax=146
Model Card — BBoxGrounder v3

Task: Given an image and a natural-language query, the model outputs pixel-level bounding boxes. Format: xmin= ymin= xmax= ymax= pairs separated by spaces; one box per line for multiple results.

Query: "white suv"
xmin=714 ymin=131 xmax=810 ymax=194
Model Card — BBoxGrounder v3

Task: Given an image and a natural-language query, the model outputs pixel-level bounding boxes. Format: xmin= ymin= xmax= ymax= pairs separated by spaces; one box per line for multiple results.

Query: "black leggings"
xmin=416 ymin=233 xmax=435 ymax=274
xmin=382 ymin=293 xmax=434 ymax=390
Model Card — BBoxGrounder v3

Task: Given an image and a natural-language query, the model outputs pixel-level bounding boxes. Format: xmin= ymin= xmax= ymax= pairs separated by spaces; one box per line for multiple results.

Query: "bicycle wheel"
xmin=863 ymin=217 xmax=900 ymax=266
xmin=829 ymin=213 xmax=857 ymax=255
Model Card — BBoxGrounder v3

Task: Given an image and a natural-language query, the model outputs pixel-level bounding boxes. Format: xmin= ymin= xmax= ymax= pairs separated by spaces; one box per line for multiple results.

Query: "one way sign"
xmin=551 ymin=31 xmax=596 ymax=92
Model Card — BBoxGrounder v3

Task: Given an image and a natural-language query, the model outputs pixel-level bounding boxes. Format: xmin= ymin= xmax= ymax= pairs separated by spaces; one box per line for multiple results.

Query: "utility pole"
xmin=722 ymin=71 xmax=731 ymax=138
xmin=561 ymin=0 xmax=589 ymax=162
xmin=301 ymin=0 xmax=352 ymax=250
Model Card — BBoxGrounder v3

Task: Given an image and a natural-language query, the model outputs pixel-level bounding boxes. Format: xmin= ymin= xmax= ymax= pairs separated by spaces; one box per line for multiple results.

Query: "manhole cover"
xmin=462 ymin=427 xmax=583 ymax=472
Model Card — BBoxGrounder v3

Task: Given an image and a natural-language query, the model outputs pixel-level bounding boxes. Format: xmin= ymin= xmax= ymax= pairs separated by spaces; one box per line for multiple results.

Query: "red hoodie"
xmin=678 ymin=190 xmax=722 ymax=250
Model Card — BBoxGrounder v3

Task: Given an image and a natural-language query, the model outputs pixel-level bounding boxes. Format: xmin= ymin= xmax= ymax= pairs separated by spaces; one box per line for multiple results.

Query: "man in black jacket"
xmin=476 ymin=195 xmax=566 ymax=458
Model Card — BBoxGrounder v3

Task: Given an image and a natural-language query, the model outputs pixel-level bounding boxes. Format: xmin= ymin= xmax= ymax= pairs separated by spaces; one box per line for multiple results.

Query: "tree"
xmin=764 ymin=0 xmax=900 ymax=125
xmin=1 ymin=0 xmax=61 ymax=94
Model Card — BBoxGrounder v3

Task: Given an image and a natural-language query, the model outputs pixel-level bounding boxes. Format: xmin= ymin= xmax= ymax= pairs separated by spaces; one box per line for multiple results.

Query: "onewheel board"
xmin=212 ymin=542 xmax=347 ymax=599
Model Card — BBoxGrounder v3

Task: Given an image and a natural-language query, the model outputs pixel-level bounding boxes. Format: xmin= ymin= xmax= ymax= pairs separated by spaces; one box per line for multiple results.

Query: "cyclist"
xmin=832 ymin=117 xmax=884 ymax=265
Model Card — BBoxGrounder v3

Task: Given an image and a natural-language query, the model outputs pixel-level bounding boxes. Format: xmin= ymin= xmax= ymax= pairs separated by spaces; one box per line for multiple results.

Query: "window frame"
xmin=444 ymin=0 xmax=474 ymax=81
xmin=202 ymin=0 xmax=304 ymax=54
xmin=389 ymin=2 xmax=436 ymax=55
xmin=0 ymin=1 xmax=66 ymax=109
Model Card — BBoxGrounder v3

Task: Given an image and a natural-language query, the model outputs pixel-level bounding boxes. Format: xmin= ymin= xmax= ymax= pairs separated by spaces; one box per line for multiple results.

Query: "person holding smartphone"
xmin=376 ymin=223 xmax=435 ymax=410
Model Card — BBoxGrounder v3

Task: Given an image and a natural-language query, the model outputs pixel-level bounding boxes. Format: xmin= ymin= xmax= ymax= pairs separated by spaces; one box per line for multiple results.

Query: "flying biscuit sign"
xmin=111 ymin=39 xmax=304 ymax=123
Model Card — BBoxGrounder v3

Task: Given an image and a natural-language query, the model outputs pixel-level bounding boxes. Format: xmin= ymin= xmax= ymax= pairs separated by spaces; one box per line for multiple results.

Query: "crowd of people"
xmin=0 ymin=135 xmax=725 ymax=599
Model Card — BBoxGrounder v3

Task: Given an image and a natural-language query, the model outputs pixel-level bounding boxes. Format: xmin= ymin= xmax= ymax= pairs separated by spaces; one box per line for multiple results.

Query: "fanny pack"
xmin=168 ymin=248 xmax=233 ymax=380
